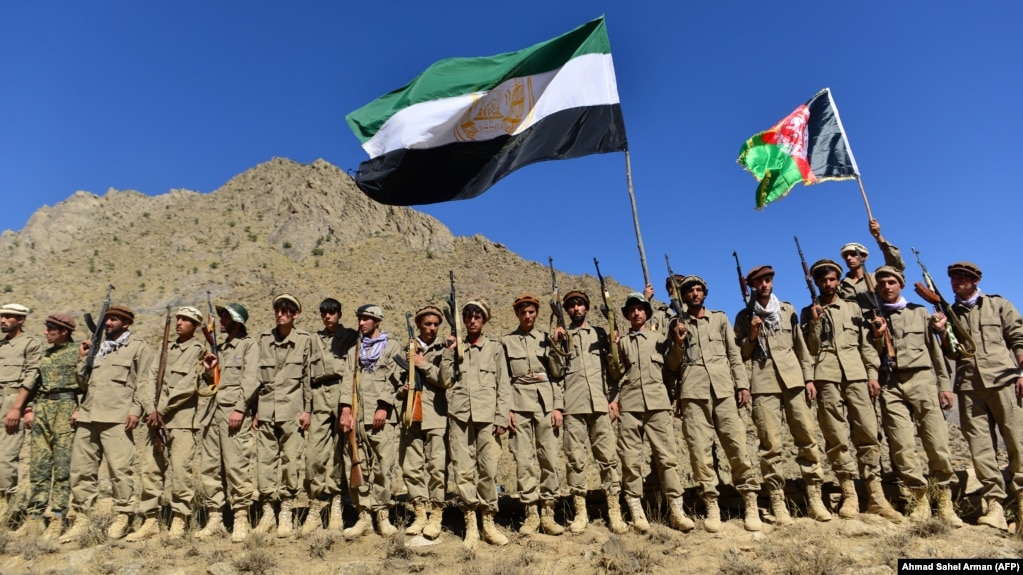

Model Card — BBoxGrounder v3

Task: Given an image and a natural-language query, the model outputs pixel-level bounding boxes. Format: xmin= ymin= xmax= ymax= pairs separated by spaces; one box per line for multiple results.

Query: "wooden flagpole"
xmin=624 ymin=150 xmax=651 ymax=287
xmin=856 ymin=175 xmax=875 ymax=221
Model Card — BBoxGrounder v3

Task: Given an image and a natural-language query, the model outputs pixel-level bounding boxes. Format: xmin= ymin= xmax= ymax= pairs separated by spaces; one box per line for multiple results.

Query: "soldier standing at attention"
xmin=130 ymin=306 xmax=206 ymax=541
xmin=868 ymin=266 xmax=962 ymax=527
xmin=937 ymin=262 xmax=1023 ymax=531
xmin=253 ymin=294 xmax=323 ymax=538
xmin=839 ymin=218 xmax=906 ymax=307
xmin=0 ymin=303 xmax=41 ymax=521
xmin=62 ymin=305 xmax=153 ymax=542
xmin=550 ymin=290 xmax=627 ymax=534
xmin=502 ymin=294 xmax=566 ymax=536
xmin=12 ymin=313 xmax=74 ymax=540
xmin=733 ymin=266 xmax=831 ymax=525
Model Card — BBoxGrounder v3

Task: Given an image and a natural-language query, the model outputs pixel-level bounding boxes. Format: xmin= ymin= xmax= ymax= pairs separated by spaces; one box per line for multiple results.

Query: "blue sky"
xmin=2 ymin=1 xmax=1020 ymax=310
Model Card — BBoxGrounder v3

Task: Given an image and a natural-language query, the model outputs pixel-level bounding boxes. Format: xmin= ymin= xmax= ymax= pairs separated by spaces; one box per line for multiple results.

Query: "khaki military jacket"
xmin=562 ymin=324 xmax=621 ymax=415
xmin=410 ymin=339 xmax=448 ymax=431
xmin=30 ymin=342 xmax=78 ymax=397
xmin=734 ymin=302 xmax=813 ymax=394
xmin=502 ymin=327 xmax=565 ymax=414
xmin=800 ymin=299 xmax=879 ymax=383
xmin=946 ymin=294 xmax=1023 ymax=392
xmin=440 ymin=335 xmax=509 ymax=427
xmin=256 ymin=327 xmax=323 ymax=421
xmin=152 ymin=337 xmax=206 ymax=429
xmin=869 ymin=303 xmax=950 ymax=393
xmin=839 ymin=239 xmax=905 ymax=306
xmin=677 ymin=310 xmax=748 ymax=400
xmin=339 ymin=336 xmax=402 ymax=426
xmin=206 ymin=335 xmax=260 ymax=421
xmin=612 ymin=328 xmax=682 ymax=412
xmin=0 ymin=332 xmax=41 ymax=396
xmin=77 ymin=336 xmax=154 ymax=424
xmin=316 ymin=326 xmax=358 ymax=383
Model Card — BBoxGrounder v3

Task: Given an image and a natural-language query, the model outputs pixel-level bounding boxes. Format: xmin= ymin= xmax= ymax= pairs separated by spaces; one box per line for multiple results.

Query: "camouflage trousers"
xmin=27 ymin=397 xmax=76 ymax=514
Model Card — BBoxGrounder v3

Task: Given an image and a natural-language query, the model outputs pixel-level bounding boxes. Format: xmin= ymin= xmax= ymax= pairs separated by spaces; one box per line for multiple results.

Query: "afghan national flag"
xmin=738 ymin=88 xmax=860 ymax=210
xmin=345 ymin=16 xmax=627 ymax=206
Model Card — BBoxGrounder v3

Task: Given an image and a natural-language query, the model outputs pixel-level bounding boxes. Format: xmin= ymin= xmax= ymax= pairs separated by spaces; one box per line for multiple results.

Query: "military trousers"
xmin=752 ymin=387 xmax=824 ymax=490
xmin=400 ymin=422 xmax=447 ymax=505
xmin=199 ymin=408 xmax=255 ymax=512
xmin=617 ymin=409 xmax=684 ymax=499
xmin=447 ymin=417 xmax=500 ymax=512
xmin=27 ymin=397 xmax=75 ymax=514
xmin=306 ymin=383 xmax=342 ymax=501
xmin=563 ymin=411 xmax=620 ymax=496
xmin=138 ymin=426 xmax=196 ymax=516
xmin=510 ymin=409 xmax=561 ymax=504
xmin=0 ymin=392 xmax=24 ymax=494
xmin=816 ymin=379 xmax=880 ymax=481
xmin=344 ymin=422 xmax=396 ymax=512
xmin=680 ymin=396 xmax=759 ymax=495
xmin=255 ymin=417 xmax=304 ymax=501
xmin=958 ymin=384 xmax=1023 ymax=500
xmin=69 ymin=422 xmax=136 ymax=514
xmin=879 ymin=369 xmax=956 ymax=489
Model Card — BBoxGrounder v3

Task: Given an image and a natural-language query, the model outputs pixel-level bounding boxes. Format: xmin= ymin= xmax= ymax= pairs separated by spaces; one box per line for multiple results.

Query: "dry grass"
xmin=307 ymin=530 xmax=336 ymax=558
xmin=234 ymin=546 xmax=278 ymax=575
xmin=759 ymin=533 xmax=852 ymax=575
xmin=81 ymin=510 xmax=114 ymax=548
xmin=716 ymin=547 xmax=762 ymax=575
xmin=907 ymin=518 xmax=952 ymax=539
xmin=597 ymin=535 xmax=659 ymax=574
xmin=385 ymin=531 xmax=412 ymax=560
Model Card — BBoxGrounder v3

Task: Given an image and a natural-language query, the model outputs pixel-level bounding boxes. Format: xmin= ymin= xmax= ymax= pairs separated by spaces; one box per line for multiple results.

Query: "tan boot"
xmin=606 ymin=492 xmax=629 ymax=534
xmin=908 ymin=488 xmax=931 ymax=521
xmin=376 ymin=509 xmax=397 ymax=536
xmin=806 ymin=482 xmax=832 ymax=522
xmin=422 ymin=502 xmax=443 ymax=539
xmin=13 ymin=516 xmax=45 ymax=538
xmin=743 ymin=491 xmax=763 ymax=531
xmin=703 ymin=493 xmax=721 ymax=533
xmin=301 ymin=500 xmax=324 ymax=535
xmin=866 ymin=479 xmax=903 ymax=523
xmin=540 ymin=501 xmax=564 ymax=535
xmin=625 ymin=496 xmax=649 ymax=533
xmin=195 ymin=511 xmax=228 ymax=540
xmin=343 ymin=508 xmax=372 ymax=538
xmin=569 ymin=495 xmax=588 ymax=533
xmin=253 ymin=501 xmax=276 ymax=534
xmin=231 ymin=508 xmax=249 ymax=543
xmin=978 ymin=498 xmax=1009 ymax=531
xmin=519 ymin=504 xmax=540 ymax=535
xmin=276 ymin=498 xmax=294 ymax=538
xmin=839 ymin=479 xmax=859 ymax=519
xmin=109 ymin=513 xmax=135 ymax=540
xmin=167 ymin=515 xmax=187 ymax=538
xmin=462 ymin=508 xmax=480 ymax=550
xmin=935 ymin=487 xmax=963 ymax=528
xmin=42 ymin=514 xmax=65 ymax=541
xmin=769 ymin=489 xmax=793 ymax=526
xmin=669 ymin=495 xmax=695 ymax=532
xmin=481 ymin=508 xmax=509 ymax=546
xmin=405 ymin=502 xmax=428 ymax=535
xmin=327 ymin=496 xmax=343 ymax=532
xmin=59 ymin=513 xmax=89 ymax=543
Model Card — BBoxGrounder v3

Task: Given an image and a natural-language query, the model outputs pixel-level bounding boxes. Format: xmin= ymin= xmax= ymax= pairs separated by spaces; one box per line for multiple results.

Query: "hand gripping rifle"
xmin=81 ymin=284 xmax=114 ymax=384
xmin=443 ymin=271 xmax=465 ymax=382
xmin=401 ymin=312 xmax=423 ymax=428
xmin=858 ymin=248 xmax=896 ymax=386
xmin=911 ymin=248 xmax=976 ymax=359
xmin=347 ymin=363 xmax=366 ymax=489
xmin=794 ymin=236 xmax=834 ymax=343
xmin=664 ymin=254 xmax=693 ymax=365
xmin=593 ymin=258 xmax=622 ymax=374
xmin=152 ymin=307 xmax=172 ymax=452
xmin=733 ymin=251 xmax=768 ymax=361
xmin=548 ymin=257 xmax=571 ymax=357
xmin=197 ymin=290 xmax=221 ymax=397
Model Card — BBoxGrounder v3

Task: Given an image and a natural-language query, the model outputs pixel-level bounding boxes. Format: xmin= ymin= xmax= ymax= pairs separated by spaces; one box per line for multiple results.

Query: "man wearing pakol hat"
xmin=338 ymin=303 xmax=402 ymax=537
xmin=550 ymin=290 xmax=627 ymax=534
xmin=252 ymin=293 xmax=324 ymax=538
xmin=195 ymin=302 xmax=259 ymax=543
xmin=674 ymin=276 xmax=761 ymax=532
xmin=936 ymin=262 xmax=1023 ymax=531
xmin=501 ymin=293 xmax=567 ymax=536
xmin=438 ymin=299 xmax=510 ymax=549
xmin=868 ymin=266 xmax=962 ymax=527
xmin=733 ymin=266 xmax=831 ymax=525
xmin=129 ymin=306 xmax=206 ymax=541
xmin=838 ymin=218 xmax=906 ymax=308
xmin=62 ymin=304 xmax=154 ymax=542
xmin=612 ymin=292 xmax=691 ymax=533
xmin=0 ymin=303 xmax=40 ymax=521
xmin=799 ymin=260 xmax=901 ymax=522
xmin=12 ymin=312 xmax=63 ymax=540
xmin=397 ymin=305 xmax=449 ymax=538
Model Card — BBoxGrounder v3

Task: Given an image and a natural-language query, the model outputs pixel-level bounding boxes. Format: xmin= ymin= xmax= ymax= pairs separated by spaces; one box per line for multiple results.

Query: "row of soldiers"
xmin=1 ymin=221 xmax=1022 ymax=550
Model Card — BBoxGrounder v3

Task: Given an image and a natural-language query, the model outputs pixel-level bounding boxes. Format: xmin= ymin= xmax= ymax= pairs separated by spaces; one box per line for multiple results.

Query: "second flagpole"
xmin=624 ymin=150 xmax=651 ymax=287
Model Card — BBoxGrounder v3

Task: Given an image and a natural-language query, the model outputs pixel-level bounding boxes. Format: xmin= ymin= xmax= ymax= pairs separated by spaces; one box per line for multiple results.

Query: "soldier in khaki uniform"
xmin=611 ymin=292 xmax=693 ymax=533
xmin=868 ymin=266 xmax=962 ymax=527
xmin=253 ymin=294 xmax=323 ymax=538
xmin=130 ymin=307 xmax=206 ymax=541
xmin=501 ymin=294 xmax=566 ymax=535
xmin=62 ymin=305 xmax=153 ymax=542
xmin=550 ymin=290 xmax=627 ymax=534
xmin=0 ymin=303 xmax=41 ymax=520
xmin=938 ymin=262 xmax=1023 ymax=531
xmin=398 ymin=306 xmax=449 ymax=538
xmin=839 ymin=218 xmax=906 ymax=307
xmin=302 ymin=298 xmax=357 ymax=534
xmin=644 ymin=275 xmax=685 ymax=335
xmin=194 ymin=303 xmax=259 ymax=543
xmin=674 ymin=276 xmax=761 ymax=532
xmin=800 ymin=260 xmax=901 ymax=521
xmin=439 ymin=300 xmax=510 ymax=549
xmin=338 ymin=304 xmax=402 ymax=537
xmin=733 ymin=266 xmax=831 ymax=525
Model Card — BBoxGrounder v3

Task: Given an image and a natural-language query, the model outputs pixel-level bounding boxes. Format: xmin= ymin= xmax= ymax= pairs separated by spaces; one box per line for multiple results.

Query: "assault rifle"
xmin=443 ymin=271 xmax=465 ymax=382
xmin=198 ymin=290 xmax=220 ymax=397
xmin=401 ymin=312 xmax=423 ymax=428
xmin=911 ymin=248 xmax=976 ymax=359
xmin=548 ymin=257 xmax=570 ymax=357
xmin=347 ymin=364 xmax=366 ymax=488
xmin=152 ymin=307 xmax=172 ymax=452
xmin=81 ymin=284 xmax=114 ymax=384
xmin=664 ymin=254 xmax=692 ymax=364
xmin=794 ymin=236 xmax=834 ymax=343
xmin=858 ymin=248 xmax=895 ymax=386
xmin=593 ymin=258 xmax=621 ymax=375
xmin=733 ymin=251 xmax=768 ymax=361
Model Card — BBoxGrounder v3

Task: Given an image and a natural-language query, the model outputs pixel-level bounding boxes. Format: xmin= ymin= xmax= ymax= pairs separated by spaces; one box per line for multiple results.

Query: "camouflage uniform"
xmin=25 ymin=341 xmax=78 ymax=516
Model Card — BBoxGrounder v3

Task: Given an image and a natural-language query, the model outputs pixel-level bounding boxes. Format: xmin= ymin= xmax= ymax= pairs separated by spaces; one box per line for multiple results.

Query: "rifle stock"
xmin=911 ymin=248 xmax=976 ymax=359
xmin=198 ymin=290 xmax=221 ymax=397
xmin=794 ymin=236 xmax=834 ymax=342
xmin=733 ymin=250 xmax=768 ymax=361
xmin=402 ymin=312 xmax=423 ymax=428
xmin=548 ymin=257 xmax=570 ymax=357
xmin=593 ymin=258 xmax=621 ymax=373
xmin=82 ymin=285 xmax=114 ymax=384
xmin=153 ymin=307 xmax=172 ymax=452
xmin=348 ymin=363 xmax=365 ymax=489
xmin=444 ymin=271 xmax=465 ymax=382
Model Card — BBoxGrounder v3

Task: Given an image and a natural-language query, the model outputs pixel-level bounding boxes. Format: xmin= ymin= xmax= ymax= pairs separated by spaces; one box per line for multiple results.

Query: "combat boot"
xmin=343 ymin=508 xmax=372 ymax=538
xmin=568 ymin=495 xmax=588 ymax=533
xmin=908 ymin=488 xmax=931 ymax=521
xmin=539 ymin=501 xmax=564 ymax=535
xmin=624 ymin=496 xmax=649 ymax=533
xmin=866 ymin=479 xmax=903 ymax=523
xmin=605 ymin=492 xmax=629 ymax=534
xmin=462 ymin=508 xmax=479 ymax=550
xmin=481 ymin=508 xmax=509 ymax=546
xmin=195 ymin=511 xmax=228 ymax=539
xmin=519 ymin=504 xmax=540 ymax=535
xmin=422 ymin=502 xmax=443 ymax=539
xmin=13 ymin=515 xmax=45 ymax=538
xmin=978 ymin=497 xmax=1008 ymax=531
xmin=935 ymin=487 xmax=963 ymax=528
xmin=59 ymin=513 xmax=90 ymax=543
xmin=703 ymin=493 xmax=721 ymax=533
xmin=231 ymin=508 xmax=250 ymax=543
xmin=108 ymin=513 xmax=133 ymax=540
xmin=669 ymin=495 xmax=695 ymax=532
xmin=743 ymin=491 xmax=763 ymax=531
xmin=253 ymin=501 xmax=276 ymax=534
xmin=405 ymin=502 xmax=428 ymax=535
xmin=839 ymin=479 xmax=859 ymax=519
xmin=167 ymin=514 xmax=187 ymax=538
xmin=327 ymin=496 xmax=343 ymax=532
xmin=276 ymin=498 xmax=294 ymax=538
xmin=301 ymin=500 xmax=324 ymax=535
xmin=376 ymin=508 xmax=397 ymax=536
xmin=42 ymin=513 xmax=65 ymax=541
xmin=769 ymin=489 xmax=793 ymax=526
xmin=806 ymin=482 xmax=832 ymax=522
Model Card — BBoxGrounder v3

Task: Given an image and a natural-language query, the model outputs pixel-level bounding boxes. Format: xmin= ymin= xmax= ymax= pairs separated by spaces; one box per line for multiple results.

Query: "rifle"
xmin=442 ymin=271 xmax=465 ymax=382
xmin=794 ymin=236 xmax=834 ymax=343
xmin=858 ymin=248 xmax=896 ymax=386
xmin=548 ymin=257 xmax=571 ymax=357
xmin=401 ymin=312 xmax=423 ymax=428
xmin=664 ymin=254 xmax=692 ymax=364
xmin=733 ymin=251 xmax=768 ymax=361
xmin=81 ymin=284 xmax=114 ymax=384
xmin=347 ymin=363 xmax=365 ymax=489
xmin=911 ymin=248 xmax=976 ymax=359
xmin=152 ymin=307 xmax=172 ymax=452
xmin=593 ymin=258 xmax=621 ymax=374
xmin=198 ymin=290 xmax=221 ymax=397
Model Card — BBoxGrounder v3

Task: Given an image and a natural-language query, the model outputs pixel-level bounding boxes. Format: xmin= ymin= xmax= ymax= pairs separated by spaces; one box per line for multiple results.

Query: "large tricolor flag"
xmin=738 ymin=88 xmax=859 ymax=210
xmin=345 ymin=17 xmax=627 ymax=206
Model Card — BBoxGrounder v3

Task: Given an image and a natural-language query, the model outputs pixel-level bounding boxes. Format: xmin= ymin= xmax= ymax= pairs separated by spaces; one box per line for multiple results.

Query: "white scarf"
xmin=882 ymin=296 xmax=909 ymax=312
xmin=956 ymin=290 xmax=982 ymax=308
xmin=753 ymin=294 xmax=782 ymax=333
xmin=359 ymin=333 xmax=389 ymax=372
xmin=98 ymin=330 xmax=131 ymax=359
